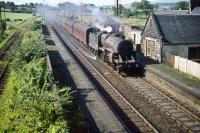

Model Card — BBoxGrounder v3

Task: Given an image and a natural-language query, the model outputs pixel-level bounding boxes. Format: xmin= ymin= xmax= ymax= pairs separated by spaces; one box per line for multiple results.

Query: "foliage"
xmin=0 ymin=1 xmax=40 ymax=13
xmin=5 ymin=18 xmax=10 ymax=21
xmin=31 ymin=20 xmax=42 ymax=31
xmin=0 ymin=20 xmax=6 ymax=35
xmin=4 ymin=1 xmax=16 ymax=12
xmin=112 ymin=4 xmax=126 ymax=16
xmin=136 ymin=0 xmax=156 ymax=16
xmin=0 ymin=21 xmax=74 ymax=132
xmin=4 ymin=12 xmax=32 ymax=31
xmin=112 ymin=0 xmax=157 ymax=18
xmin=171 ymin=1 xmax=189 ymax=10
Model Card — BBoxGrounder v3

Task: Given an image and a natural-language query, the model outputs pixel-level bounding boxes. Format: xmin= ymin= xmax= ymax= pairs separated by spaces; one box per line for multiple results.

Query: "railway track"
xmin=51 ymin=21 xmax=200 ymax=132
xmin=0 ymin=32 xmax=20 ymax=59
xmin=126 ymin=77 xmax=200 ymax=132
xmin=0 ymin=32 xmax=23 ymax=93
xmin=50 ymin=22 xmax=159 ymax=132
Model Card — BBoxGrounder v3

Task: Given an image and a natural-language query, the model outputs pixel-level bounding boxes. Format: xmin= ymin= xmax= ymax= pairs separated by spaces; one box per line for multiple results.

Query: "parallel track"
xmin=51 ymin=21 xmax=200 ymax=132
xmin=50 ymin=22 xmax=159 ymax=133
xmin=0 ymin=32 xmax=20 ymax=59
xmin=0 ymin=32 xmax=24 ymax=93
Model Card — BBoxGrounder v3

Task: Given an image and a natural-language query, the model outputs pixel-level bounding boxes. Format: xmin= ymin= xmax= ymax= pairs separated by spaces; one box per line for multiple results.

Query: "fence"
xmin=164 ymin=53 xmax=200 ymax=79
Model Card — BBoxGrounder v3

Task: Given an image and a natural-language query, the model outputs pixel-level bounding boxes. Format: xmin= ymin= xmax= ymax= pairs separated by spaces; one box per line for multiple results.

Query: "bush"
xmin=5 ymin=18 xmax=11 ymax=21
xmin=0 ymin=20 xmax=7 ymax=34
xmin=13 ymin=19 xmax=23 ymax=21
xmin=7 ymin=25 xmax=16 ymax=30
xmin=31 ymin=20 xmax=43 ymax=31
xmin=0 ymin=21 xmax=74 ymax=132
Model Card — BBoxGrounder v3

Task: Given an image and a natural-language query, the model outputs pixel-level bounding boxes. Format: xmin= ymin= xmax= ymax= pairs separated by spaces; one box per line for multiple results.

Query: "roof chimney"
xmin=190 ymin=0 xmax=200 ymax=12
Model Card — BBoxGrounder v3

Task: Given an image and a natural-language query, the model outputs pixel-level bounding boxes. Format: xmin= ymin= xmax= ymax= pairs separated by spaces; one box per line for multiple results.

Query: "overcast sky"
xmin=1 ymin=0 xmax=185 ymax=6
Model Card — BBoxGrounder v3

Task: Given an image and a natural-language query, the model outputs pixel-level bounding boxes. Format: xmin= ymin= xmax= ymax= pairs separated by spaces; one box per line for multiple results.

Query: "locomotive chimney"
xmin=190 ymin=0 xmax=200 ymax=12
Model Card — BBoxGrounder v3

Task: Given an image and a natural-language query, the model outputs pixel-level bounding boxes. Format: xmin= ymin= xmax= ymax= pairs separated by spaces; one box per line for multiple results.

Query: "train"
xmin=55 ymin=16 xmax=142 ymax=73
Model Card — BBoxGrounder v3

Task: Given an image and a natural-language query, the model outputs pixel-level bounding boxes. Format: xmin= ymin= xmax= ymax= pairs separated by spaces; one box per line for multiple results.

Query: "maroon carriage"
xmin=65 ymin=20 xmax=76 ymax=34
xmin=72 ymin=23 xmax=93 ymax=45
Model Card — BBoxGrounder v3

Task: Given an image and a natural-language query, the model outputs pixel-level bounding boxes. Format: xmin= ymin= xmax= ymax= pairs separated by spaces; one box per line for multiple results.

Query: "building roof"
xmin=190 ymin=7 xmax=200 ymax=14
xmin=154 ymin=10 xmax=189 ymax=15
xmin=154 ymin=14 xmax=200 ymax=44
xmin=190 ymin=0 xmax=200 ymax=11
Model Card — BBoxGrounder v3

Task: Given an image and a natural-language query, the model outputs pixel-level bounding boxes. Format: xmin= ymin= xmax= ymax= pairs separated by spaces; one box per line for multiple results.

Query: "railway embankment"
xmin=0 ymin=20 xmax=75 ymax=132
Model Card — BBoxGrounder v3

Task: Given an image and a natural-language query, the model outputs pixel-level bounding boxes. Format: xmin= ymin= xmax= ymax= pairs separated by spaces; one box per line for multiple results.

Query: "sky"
xmin=1 ymin=0 xmax=185 ymax=6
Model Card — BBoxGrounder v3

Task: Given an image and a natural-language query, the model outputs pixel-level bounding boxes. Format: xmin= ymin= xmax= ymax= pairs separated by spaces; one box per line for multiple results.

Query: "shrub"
xmin=0 ymin=21 xmax=74 ymax=132
xmin=31 ymin=20 xmax=43 ymax=31
xmin=5 ymin=18 xmax=11 ymax=21
xmin=0 ymin=20 xmax=6 ymax=34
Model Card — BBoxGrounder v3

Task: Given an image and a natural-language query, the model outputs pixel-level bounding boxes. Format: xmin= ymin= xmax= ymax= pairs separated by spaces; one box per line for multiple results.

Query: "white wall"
xmin=166 ymin=53 xmax=200 ymax=79
xmin=131 ymin=30 xmax=142 ymax=45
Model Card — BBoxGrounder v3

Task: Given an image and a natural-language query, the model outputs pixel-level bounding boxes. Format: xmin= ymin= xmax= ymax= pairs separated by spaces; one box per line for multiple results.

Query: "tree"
xmin=6 ymin=1 xmax=16 ymax=12
xmin=112 ymin=4 xmax=125 ymax=16
xmin=112 ymin=6 xmax=117 ymax=16
xmin=171 ymin=1 xmax=189 ymax=10
xmin=131 ymin=1 xmax=140 ymax=9
xmin=130 ymin=0 xmax=156 ymax=17
xmin=138 ymin=0 xmax=154 ymax=16
xmin=0 ymin=1 xmax=5 ymax=18
xmin=0 ymin=1 xmax=5 ymax=8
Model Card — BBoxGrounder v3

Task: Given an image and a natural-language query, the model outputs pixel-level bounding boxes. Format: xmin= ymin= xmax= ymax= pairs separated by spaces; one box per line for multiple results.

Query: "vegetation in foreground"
xmin=0 ymin=20 xmax=74 ymax=132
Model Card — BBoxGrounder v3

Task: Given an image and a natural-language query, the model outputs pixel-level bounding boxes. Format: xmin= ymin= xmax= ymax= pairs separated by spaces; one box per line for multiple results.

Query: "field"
xmin=0 ymin=12 xmax=33 ymax=49
xmin=122 ymin=18 xmax=146 ymax=26
xmin=5 ymin=12 xmax=33 ymax=28
xmin=77 ymin=15 xmax=146 ymax=27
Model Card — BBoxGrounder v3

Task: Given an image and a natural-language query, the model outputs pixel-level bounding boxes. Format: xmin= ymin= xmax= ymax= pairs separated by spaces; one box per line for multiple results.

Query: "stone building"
xmin=141 ymin=0 xmax=200 ymax=62
xmin=141 ymin=12 xmax=200 ymax=62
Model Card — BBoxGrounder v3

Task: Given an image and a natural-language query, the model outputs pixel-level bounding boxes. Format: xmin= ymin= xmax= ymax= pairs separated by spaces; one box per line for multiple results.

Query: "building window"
xmin=188 ymin=47 xmax=200 ymax=61
xmin=146 ymin=39 xmax=156 ymax=58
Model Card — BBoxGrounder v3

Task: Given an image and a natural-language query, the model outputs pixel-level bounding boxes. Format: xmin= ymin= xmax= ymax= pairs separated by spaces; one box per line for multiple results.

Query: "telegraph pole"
xmin=116 ymin=0 xmax=119 ymax=16
xmin=64 ymin=6 xmax=66 ymax=17
xmin=80 ymin=2 xmax=82 ymax=23
xmin=4 ymin=4 xmax=5 ymax=19
xmin=42 ymin=0 xmax=45 ymax=23
xmin=0 ymin=5 xmax=3 ymax=25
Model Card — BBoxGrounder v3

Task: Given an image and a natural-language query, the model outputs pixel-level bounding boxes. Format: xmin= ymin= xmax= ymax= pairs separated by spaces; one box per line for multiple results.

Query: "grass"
xmin=122 ymin=17 xmax=147 ymax=26
xmin=0 ymin=12 xmax=33 ymax=49
xmin=5 ymin=12 xmax=33 ymax=29
xmin=0 ymin=61 xmax=5 ymax=69
xmin=76 ymin=15 xmax=147 ymax=27
xmin=150 ymin=63 xmax=200 ymax=88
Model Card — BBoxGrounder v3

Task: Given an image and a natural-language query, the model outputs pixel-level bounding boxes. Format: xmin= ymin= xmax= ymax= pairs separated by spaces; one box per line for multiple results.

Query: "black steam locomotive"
xmin=56 ymin=17 xmax=142 ymax=73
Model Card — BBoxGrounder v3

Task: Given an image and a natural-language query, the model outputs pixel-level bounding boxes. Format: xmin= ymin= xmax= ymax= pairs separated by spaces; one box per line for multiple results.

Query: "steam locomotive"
xmin=56 ymin=16 xmax=142 ymax=73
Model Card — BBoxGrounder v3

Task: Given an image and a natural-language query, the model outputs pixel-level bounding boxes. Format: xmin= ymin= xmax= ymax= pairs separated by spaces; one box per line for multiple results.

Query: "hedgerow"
xmin=0 ymin=20 xmax=74 ymax=132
